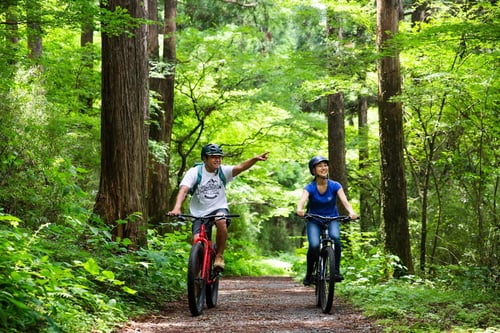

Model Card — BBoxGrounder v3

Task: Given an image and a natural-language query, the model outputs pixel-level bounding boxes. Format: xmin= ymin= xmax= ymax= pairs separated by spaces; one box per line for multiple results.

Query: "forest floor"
xmin=116 ymin=276 xmax=384 ymax=333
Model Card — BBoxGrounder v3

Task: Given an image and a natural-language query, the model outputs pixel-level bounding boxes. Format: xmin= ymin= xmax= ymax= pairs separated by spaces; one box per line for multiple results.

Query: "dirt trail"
xmin=117 ymin=276 xmax=382 ymax=333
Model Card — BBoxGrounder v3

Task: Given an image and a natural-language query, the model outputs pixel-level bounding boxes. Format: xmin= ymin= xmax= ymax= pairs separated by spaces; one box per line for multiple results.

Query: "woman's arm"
xmin=296 ymin=189 xmax=309 ymax=217
xmin=337 ymin=188 xmax=358 ymax=219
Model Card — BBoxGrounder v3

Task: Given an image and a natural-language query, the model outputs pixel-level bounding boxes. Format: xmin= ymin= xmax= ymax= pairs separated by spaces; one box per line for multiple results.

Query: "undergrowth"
xmin=2 ymin=210 xmax=498 ymax=333
xmin=338 ymin=269 xmax=499 ymax=333
xmin=0 ymin=212 xmax=189 ymax=333
xmin=336 ymin=229 xmax=500 ymax=333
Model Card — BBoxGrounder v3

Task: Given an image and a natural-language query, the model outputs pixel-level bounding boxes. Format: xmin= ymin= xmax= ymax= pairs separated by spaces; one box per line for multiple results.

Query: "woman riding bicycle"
xmin=169 ymin=143 xmax=268 ymax=271
xmin=296 ymin=156 xmax=358 ymax=286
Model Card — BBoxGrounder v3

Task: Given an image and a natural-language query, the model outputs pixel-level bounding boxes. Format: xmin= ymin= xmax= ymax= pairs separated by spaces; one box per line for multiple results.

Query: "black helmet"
xmin=201 ymin=143 xmax=224 ymax=159
xmin=308 ymin=156 xmax=329 ymax=175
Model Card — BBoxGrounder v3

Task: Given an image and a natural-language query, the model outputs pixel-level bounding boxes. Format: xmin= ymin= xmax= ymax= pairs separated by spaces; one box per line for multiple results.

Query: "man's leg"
xmin=214 ymin=215 xmax=228 ymax=270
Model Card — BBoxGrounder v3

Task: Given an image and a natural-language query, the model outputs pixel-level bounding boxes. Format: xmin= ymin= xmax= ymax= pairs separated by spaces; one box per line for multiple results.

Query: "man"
xmin=169 ymin=143 xmax=269 ymax=270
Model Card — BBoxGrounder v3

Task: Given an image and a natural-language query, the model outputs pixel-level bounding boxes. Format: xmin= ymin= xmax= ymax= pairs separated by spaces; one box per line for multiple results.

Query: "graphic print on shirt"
xmin=199 ymin=178 xmax=222 ymax=199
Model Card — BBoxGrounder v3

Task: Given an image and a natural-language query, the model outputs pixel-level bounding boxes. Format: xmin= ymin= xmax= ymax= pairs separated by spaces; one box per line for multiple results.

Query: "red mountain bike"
xmin=301 ymin=213 xmax=357 ymax=314
xmin=176 ymin=213 xmax=239 ymax=316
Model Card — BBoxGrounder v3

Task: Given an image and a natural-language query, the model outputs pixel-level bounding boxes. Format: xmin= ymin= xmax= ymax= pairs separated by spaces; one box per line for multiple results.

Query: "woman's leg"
xmin=329 ymin=221 xmax=342 ymax=277
xmin=304 ymin=221 xmax=321 ymax=284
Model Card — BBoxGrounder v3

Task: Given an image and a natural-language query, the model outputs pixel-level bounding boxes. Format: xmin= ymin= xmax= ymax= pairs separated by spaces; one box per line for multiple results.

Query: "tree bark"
xmin=326 ymin=9 xmax=349 ymax=213
xmin=147 ymin=0 xmax=176 ymax=226
xmin=5 ymin=0 xmax=19 ymax=50
xmin=376 ymin=0 xmax=413 ymax=274
xmin=328 ymin=92 xmax=348 ymax=204
xmin=79 ymin=15 xmax=94 ymax=112
xmin=27 ymin=0 xmax=42 ymax=61
xmin=94 ymin=0 xmax=149 ymax=249
xmin=358 ymin=96 xmax=376 ymax=231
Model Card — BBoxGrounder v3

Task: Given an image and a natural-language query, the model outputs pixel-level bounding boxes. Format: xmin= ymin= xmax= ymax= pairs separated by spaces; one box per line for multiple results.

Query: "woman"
xmin=296 ymin=156 xmax=358 ymax=285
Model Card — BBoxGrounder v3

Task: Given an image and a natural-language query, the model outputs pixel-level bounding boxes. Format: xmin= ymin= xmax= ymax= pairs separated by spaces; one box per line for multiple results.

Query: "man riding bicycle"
xmin=169 ymin=143 xmax=269 ymax=271
xmin=296 ymin=156 xmax=358 ymax=285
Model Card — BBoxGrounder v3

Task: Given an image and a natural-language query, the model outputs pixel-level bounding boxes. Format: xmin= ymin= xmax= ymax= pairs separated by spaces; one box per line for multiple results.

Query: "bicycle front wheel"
xmin=319 ymin=246 xmax=336 ymax=314
xmin=187 ymin=242 xmax=206 ymax=316
xmin=206 ymin=245 xmax=220 ymax=308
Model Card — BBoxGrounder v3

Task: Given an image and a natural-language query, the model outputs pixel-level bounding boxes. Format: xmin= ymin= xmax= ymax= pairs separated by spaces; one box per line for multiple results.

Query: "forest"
xmin=0 ymin=0 xmax=498 ymax=332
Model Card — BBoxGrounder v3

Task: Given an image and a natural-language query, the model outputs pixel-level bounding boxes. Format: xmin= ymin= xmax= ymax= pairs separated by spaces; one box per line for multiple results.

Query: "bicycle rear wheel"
xmin=187 ymin=242 xmax=206 ymax=316
xmin=206 ymin=245 xmax=220 ymax=308
xmin=318 ymin=246 xmax=336 ymax=313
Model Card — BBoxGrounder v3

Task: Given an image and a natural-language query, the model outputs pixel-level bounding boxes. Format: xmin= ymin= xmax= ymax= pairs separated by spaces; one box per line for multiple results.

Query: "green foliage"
xmin=397 ymin=0 xmax=500 ymax=270
xmin=339 ymin=267 xmax=499 ymax=332
xmin=0 ymin=214 xmax=125 ymax=332
xmin=224 ymin=238 xmax=292 ymax=276
xmin=0 ymin=63 xmax=100 ymax=226
xmin=0 ymin=211 xmax=191 ymax=333
xmin=342 ymin=225 xmax=404 ymax=284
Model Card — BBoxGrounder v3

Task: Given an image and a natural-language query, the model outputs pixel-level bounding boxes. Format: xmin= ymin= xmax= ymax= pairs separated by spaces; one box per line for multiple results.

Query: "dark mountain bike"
xmin=175 ymin=213 xmax=239 ymax=316
xmin=301 ymin=213 xmax=357 ymax=314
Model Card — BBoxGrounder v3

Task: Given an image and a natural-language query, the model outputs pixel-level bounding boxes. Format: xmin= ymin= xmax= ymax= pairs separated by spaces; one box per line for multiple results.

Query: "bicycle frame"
xmin=175 ymin=213 xmax=239 ymax=316
xmin=192 ymin=221 xmax=217 ymax=284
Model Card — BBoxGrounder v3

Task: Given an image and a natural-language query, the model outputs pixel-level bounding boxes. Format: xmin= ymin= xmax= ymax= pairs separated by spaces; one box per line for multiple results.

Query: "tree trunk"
xmin=80 ymin=17 xmax=94 ymax=112
xmin=94 ymin=0 xmax=149 ymax=249
xmin=327 ymin=92 xmax=348 ymax=204
xmin=358 ymin=96 xmax=375 ymax=231
xmin=326 ymin=10 xmax=349 ymax=213
xmin=26 ymin=0 xmax=42 ymax=61
xmin=5 ymin=0 xmax=19 ymax=64
xmin=147 ymin=0 xmax=160 ymax=60
xmin=376 ymin=0 xmax=413 ymax=275
xmin=411 ymin=2 xmax=429 ymax=30
xmin=147 ymin=0 xmax=176 ymax=226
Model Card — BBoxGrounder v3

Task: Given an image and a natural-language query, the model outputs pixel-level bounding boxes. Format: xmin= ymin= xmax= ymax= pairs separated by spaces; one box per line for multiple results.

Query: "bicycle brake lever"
xmin=174 ymin=215 xmax=187 ymax=222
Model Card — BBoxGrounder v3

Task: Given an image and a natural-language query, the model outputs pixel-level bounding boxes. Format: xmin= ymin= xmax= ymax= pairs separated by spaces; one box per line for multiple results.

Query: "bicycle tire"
xmin=319 ymin=246 xmax=336 ymax=313
xmin=314 ymin=262 xmax=321 ymax=307
xmin=206 ymin=245 xmax=219 ymax=308
xmin=187 ymin=242 xmax=206 ymax=316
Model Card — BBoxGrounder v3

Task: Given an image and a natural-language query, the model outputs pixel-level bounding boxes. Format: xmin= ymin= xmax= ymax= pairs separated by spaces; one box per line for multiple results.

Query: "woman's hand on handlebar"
xmin=348 ymin=212 xmax=358 ymax=220
xmin=296 ymin=209 xmax=305 ymax=217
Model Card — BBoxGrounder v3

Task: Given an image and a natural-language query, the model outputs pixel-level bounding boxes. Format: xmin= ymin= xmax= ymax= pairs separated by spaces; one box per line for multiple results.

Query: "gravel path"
xmin=116 ymin=276 xmax=382 ymax=333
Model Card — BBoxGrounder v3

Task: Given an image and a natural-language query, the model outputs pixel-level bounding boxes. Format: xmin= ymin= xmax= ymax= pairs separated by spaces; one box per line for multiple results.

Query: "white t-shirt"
xmin=180 ymin=164 xmax=235 ymax=217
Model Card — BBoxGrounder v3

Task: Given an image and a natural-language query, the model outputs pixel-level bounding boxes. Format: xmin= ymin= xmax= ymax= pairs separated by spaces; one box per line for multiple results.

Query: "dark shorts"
xmin=192 ymin=208 xmax=231 ymax=240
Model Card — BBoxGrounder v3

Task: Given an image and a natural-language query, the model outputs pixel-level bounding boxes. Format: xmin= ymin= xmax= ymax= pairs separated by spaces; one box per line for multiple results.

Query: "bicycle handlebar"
xmin=299 ymin=213 xmax=358 ymax=223
xmin=173 ymin=213 xmax=240 ymax=221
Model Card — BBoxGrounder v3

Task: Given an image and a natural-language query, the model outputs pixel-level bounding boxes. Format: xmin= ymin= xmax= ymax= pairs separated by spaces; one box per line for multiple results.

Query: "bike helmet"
xmin=201 ymin=143 xmax=224 ymax=159
xmin=308 ymin=156 xmax=329 ymax=175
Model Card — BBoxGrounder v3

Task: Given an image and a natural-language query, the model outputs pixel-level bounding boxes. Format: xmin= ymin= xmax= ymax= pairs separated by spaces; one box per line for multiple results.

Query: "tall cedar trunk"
xmin=326 ymin=10 xmax=349 ymax=213
xmin=358 ymin=96 xmax=375 ymax=231
xmin=27 ymin=0 xmax=42 ymax=61
xmin=411 ymin=2 xmax=429 ymax=30
xmin=6 ymin=0 xmax=19 ymax=64
xmin=376 ymin=0 xmax=414 ymax=274
xmin=328 ymin=93 xmax=349 ymax=215
xmin=147 ymin=0 xmax=159 ymax=60
xmin=147 ymin=0 xmax=176 ymax=226
xmin=94 ymin=0 xmax=149 ymax=249
xmin=80 ymin=18 xmax=94 ymax=112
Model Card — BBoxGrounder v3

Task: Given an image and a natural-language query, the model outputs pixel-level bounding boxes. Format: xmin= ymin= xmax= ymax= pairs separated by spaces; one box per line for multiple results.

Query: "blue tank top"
xmin=305 ymin=179 xmax=342 ymax=217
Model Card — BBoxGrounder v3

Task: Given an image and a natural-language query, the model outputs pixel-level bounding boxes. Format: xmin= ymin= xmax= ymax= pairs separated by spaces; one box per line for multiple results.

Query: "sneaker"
xmin=334 ymin=274 xmax=344 ymax=282
xmin=303 ymin=274 xmax=313 ymax=286
xmin=214 ymin=254 xmax=225 ymax=271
